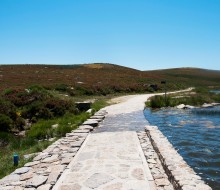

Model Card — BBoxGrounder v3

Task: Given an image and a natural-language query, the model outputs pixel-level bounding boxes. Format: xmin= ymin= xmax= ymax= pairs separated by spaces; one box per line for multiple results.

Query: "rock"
xmin=202 ymin=103 xmax=213 ymax=108
xmin=211 ymin=103 xmax=220 ymax=106
xmin=84 ymin=173 xmax=114 ymax=189
xmin=83 ymin=120 xmax=98 ymax=127
xmin=68 ymin=147 xmax=79 ymax=153
xmin=61 ymin=157 xmax=72 ymax=165
xmin=0 ymin=174 xmax=20 ymax=185
xmin=73 ymin=129 xmax=90 ymax=133
xmin=49 ymin=137 xmax=55 ymax=141
xmin=25 ymin=175 xmax=48 ymax=188
xmin=24 ymin=161 xmax=40 ymax=167
xmin=184 ymin=105 xmax=195 ymax=109
xmin=24 ymin=153 xmax=40 ymax=160
xmin=147 ymin=159 xmax=157 ymax=164
xmin=42 ymin=155 xmax=59 ymax=163
xmin=33 ymin=153 xmax=49 ymax=161
xmin=155 ymin=178 xmax=170 ymax=186
xmin=52 ymin=124 xmax=59 ymax=129
xmin=86 ymin=109 xmax=93 ymax=113
xmin=13 ymin=167 xmax=30 ymax=175
xmin=176 ymin=104 xmax=185 ymax=109
xmin=90 ymin=115 xmax=105 ymax=119
xmin=20 ymin=172 xmax=34 ymax=181
xmin=60 ymin=153 xmax=76 ymax=158
xmin=70 ymin=141 xmax=83 ymax=147
xmin=50 ymin=165 xmax=66 ymax=173
xmin=37 ymin=184 xmax=51 ymax=190
xmin=65 ymin=133 xmax=79 ymax=138
xmin=47 ymin=171 xmax=61 ymax=185
xmin=1 ymin=187 xmax=23 ymax=190
xmin=78 ymin=125 xmax=93 ymax=131
xmin=18 ymin=131 xmax=25 ymax=137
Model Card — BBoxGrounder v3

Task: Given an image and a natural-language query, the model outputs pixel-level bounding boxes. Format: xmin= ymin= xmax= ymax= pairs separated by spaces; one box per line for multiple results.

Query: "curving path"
xmin=53 ymin=89 xmax=192 ymax=190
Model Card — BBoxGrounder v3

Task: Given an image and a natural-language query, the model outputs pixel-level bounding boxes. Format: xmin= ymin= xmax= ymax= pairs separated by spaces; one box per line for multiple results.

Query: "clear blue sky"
xmin=0 ymin=0 xmax=220 ymax=70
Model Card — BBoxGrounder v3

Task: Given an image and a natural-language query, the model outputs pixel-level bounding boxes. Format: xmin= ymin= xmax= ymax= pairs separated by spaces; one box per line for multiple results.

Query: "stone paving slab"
xmin=53 ymin=131 xmax=154 ymax=190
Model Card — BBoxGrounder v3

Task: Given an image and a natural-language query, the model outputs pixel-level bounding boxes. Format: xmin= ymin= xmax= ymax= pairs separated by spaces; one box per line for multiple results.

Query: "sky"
xmin=0 ymin=0 xmax=220 ymax=71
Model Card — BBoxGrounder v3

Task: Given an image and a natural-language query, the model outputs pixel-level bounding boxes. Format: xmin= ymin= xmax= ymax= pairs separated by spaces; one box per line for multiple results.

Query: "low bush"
xmin=0 ymin=114 xmax=13 ymax=131
xmin=146 ymin=89 xmax=220 ymax=109
xmin=0 ymin=98 xmax=17 ymax=120
xmin=147 ymin=95 xmax=171 ymax=108
xmin=0 ymin=131 xmax=12 ymax=146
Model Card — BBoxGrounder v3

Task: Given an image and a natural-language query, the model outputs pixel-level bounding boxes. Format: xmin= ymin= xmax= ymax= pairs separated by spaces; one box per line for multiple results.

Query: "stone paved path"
xmin=54 ymin=89 xmax=193 ymax=190
xmin=53 ymin=94 xmax=159 ymax=190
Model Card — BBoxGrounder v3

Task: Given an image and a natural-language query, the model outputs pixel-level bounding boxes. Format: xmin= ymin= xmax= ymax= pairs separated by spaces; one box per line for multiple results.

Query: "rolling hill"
xmin=0 ymin=64 xmax=219 ymax=94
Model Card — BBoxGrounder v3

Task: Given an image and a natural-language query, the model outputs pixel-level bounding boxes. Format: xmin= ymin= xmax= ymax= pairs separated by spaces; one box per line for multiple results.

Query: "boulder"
xmin=176 ymin=104 xmax=185 ymax=109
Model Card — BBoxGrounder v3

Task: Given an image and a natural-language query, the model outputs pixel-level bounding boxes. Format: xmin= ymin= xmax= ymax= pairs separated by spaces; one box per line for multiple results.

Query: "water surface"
xmin=144 ymin=107 xmax=220 ymax=190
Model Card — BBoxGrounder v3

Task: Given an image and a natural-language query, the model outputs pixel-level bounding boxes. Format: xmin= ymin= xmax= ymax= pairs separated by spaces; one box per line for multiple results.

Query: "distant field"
xmin=0 ymin=64 xmax=219 ymax=93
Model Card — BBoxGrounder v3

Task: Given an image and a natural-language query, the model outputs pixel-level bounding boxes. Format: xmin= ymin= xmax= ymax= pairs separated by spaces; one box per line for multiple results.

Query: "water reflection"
xmin=144 ymin=107 xmax=220 ymax=190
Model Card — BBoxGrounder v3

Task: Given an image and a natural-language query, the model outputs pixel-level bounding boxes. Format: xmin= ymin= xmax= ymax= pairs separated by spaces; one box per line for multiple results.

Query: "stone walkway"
xmin=54 ymin=94 xmax=156 ymax=190
xmin=0 ymin=88 xmax=196 ymax=190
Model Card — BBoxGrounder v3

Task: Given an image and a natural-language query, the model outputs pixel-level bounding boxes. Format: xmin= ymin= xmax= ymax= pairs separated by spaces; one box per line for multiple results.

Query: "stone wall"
xmin=0 ymin=110 xmax=107 ymax=190
xmin=145 ymin=125 xmax=212 ymax=190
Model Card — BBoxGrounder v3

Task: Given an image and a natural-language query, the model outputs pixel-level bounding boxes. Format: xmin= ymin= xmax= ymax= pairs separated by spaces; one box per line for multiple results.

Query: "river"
xmin=144 ymin=106 xmax=220 ymax=190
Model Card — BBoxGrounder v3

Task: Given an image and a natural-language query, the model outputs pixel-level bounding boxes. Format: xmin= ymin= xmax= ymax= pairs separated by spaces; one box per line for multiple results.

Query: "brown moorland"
xmin=0 ymin=63 xmax=220 ymax=93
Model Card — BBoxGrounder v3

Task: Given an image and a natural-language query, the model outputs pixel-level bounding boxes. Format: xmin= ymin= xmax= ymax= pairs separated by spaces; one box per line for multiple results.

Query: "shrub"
xmin=22 ymin=101 xmax=44 ymax=119
xmin=55 ymin=84 xmax=68 ymax=92
xmin=15 ymin=117 xmax=26 ymax=131
xmin=0 ymin=98 xmax=17 ymax=120
xmin=0 ymin=114 xmax=13 ymax=132
xmin=149 ymin=95 xmax=166 ymax=108
xmin=0 ymin=132 xmax=12 ymax=146
xmin=45 ymin=98 xmax=77 ymax=117
xmin=2 ymin=89 xmax=13 ymax=95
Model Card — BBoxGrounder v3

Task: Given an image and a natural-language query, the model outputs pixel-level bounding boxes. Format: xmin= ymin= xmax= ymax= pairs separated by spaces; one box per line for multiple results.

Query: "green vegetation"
xmin=0 ymin=132 xmax=53 ymax=179
xmin=146 ymin=88 xmax=220 ymax=109
xmin=0 ymin=85 xmax=112 ymax=179
xmin=91 ymin=99 xmax=109 ymax=112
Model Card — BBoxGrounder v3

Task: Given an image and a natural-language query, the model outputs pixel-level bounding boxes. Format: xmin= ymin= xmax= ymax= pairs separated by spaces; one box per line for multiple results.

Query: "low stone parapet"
xmin=0 ymin=110 xmax=107 ymax=190
xmin=145 ymin=125 xmax=212 ymax=190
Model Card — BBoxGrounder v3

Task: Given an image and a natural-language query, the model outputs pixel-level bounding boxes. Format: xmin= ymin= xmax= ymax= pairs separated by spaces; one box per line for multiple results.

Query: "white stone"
xmin=176 ymin=104 xmax=185 ymax=109
xmin=37 ymin=184 xmax=51 ymax=190
xmin=13 ymin=167 xmax=30 ymax=174
xmin=25 ymin=175 xmax=48 ymax=188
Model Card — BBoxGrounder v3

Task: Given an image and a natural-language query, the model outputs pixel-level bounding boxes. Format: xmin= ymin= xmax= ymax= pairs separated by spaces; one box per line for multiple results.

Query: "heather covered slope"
xmin=145 ymin=68 xmax=220 ymax=88
xmin=0 ymin=64 xmax=220 ymax=93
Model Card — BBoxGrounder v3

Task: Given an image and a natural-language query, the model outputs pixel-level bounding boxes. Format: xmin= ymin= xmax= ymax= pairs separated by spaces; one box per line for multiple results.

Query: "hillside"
xmin=145 ymin=68 xmax=220 ymax=88
xmin=0 ymin=64 xmax=220 ymax=94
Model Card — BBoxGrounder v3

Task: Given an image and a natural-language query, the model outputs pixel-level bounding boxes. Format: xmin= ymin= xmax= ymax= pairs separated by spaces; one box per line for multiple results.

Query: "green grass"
xmin=0 ymin=134 xmax=53 ymax=179
xmin=146 ymin=88 xmax=220 ymax=108
xmin=91 ymin=99 xmax=109 ymax=112
xmin=27 ymin=112 xmax=90 ymax=139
